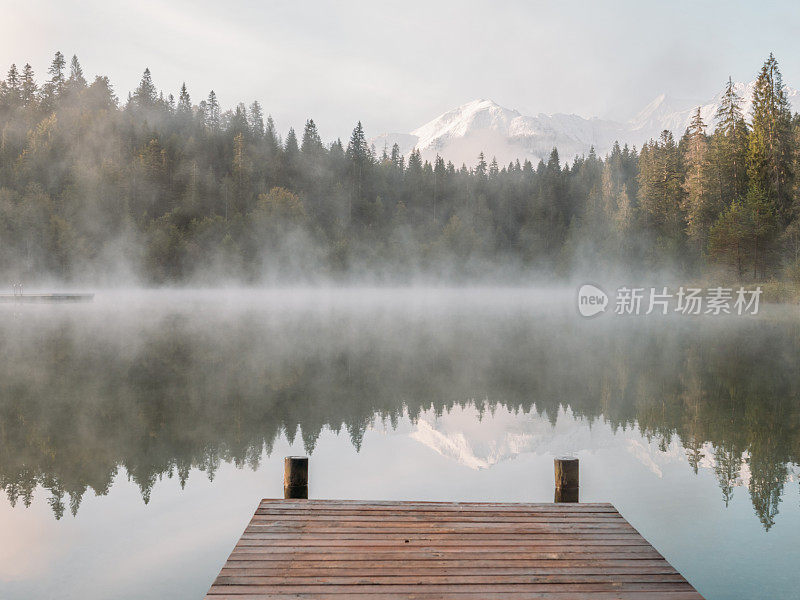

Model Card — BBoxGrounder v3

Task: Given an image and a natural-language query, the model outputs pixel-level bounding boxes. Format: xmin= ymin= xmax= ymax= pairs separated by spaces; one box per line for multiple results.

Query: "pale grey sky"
xmin=2 ymin=0 xmax=798 ymax=140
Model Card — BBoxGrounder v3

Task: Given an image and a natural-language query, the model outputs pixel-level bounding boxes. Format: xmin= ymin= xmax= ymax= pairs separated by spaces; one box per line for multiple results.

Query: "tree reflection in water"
xmin=0 ymin=294 xmax=797 ymax=530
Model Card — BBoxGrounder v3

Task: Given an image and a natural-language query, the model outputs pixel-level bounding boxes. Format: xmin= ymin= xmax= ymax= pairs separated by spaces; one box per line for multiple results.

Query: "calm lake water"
xmin=1 ymin=289 xmax=799 ymax=600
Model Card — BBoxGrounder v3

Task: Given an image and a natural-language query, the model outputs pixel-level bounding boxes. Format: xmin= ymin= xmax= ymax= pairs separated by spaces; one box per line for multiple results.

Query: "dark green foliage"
xmin=1 ymin=52 xmax=800 ymax=282
xmin=748 ymin=54 xmax=793 ymax=222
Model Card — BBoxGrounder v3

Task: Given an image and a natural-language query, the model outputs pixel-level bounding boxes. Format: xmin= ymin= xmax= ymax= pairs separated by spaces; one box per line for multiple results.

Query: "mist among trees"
xmin=1 ymin=52 xmax=800 ymax=283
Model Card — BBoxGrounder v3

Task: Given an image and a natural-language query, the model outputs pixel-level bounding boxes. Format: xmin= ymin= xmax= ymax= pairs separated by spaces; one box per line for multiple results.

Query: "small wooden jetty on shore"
xmin=205 ymin=458 xmax=704 ymax=599
xmin=0 ymin=293 xmax=94 ymax=303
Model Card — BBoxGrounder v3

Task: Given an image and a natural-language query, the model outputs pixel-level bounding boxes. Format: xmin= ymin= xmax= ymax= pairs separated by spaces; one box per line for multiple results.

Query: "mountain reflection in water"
xmin=0 ymin=289 xmax=797 ymax=531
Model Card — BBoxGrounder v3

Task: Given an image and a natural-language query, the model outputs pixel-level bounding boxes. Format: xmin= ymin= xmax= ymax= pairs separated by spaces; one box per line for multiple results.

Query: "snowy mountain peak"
xmin=372 ymin=80 xmax=799 ymax=167
xmin=402 ymin=98 xmax=624 ymax=166
xmin=630 ymin=80 xmax=799 ymax=139
xmin=411 ymin=99 xmax=522 ymax=153
xmin=629 ymin=93 xmax=697 ymax=131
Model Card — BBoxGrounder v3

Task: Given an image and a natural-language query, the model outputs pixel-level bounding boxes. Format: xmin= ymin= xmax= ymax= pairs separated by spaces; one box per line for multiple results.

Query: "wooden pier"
xmin=205 ymin=498 xmax=704 ymax=599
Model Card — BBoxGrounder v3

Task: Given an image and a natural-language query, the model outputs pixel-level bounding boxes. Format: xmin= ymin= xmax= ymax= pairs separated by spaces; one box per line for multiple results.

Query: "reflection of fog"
xmin=0 ymin=289 xmax=798 ymax=530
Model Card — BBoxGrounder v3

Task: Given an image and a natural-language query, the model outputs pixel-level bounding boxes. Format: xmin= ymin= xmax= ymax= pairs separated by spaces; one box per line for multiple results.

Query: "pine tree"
xmin=285 ymin=127 xmax=299 ymax=155
xmin=709 ymin=185 xmax=777 ymax=279
xmin=205 ymin=90 xmax=220 ymax=129
xmin=87 ymin=75 xmax=117 ymax=110
xmin=638 ymin=131 xmax=685 ymax=251
xmin=547 ymin=148 xmax=560 ymax=172
xmin=177 ymin=83 xmax=191 ymax=115
xmin=433 ymin=154 xmax=446 ymax=223
xmin=406 ymin=149 xmax=422 ymax=174
xmin=346 ymin=122 xmax=372 ymax=221
xmin=748 ymin=54 xmax=793 ymax=222
xmin=133 ymin=68 xmax=157 ymax=108
xmin=20 ymin=64 xmax=37 ymax=107
xmin=41 ymin=51 xmax=66 ymax=107
xmin=746 ymin=184 xmax=778 ymax=279
xmin=232 ymin=132 xmax=251 ymax=213
xmin=713 ymin=77 xmax=748 ymax=201
xmin=248 ymin=101 xmax=264 ymax=137
xmin=390 ymin=143 xmax=403 ymax=169
xmin=283 ymin=127 xmax=300 ymax=188
xmin=301 ymin=119 xmax=324 ymax=157
xmin=264 ymin=115 xmax=280 ymax=151
xmin=542 ymin=148 xmax=571 ymax=227
xmin=230 ymin=103 xmax=249 ymax=138
xmin=4 ymin=64 xmax=20 ymax=106
xmin=475 ymin=152 xmax=487 ymax=178
xmin=682 ymin=108 xmax=713 ymax=252
xmin=67 ymin=55 xmax=87 ymax=90
xmin=489 ymin=157 xmax=499 ymax=178
xmin=346 ymin=121 xmax=370 ymax=166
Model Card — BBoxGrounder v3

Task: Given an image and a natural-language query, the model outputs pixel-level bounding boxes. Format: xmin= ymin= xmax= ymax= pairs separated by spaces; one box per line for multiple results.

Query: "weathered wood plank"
xmin=243 ymin=524 xmax=639 ymax=532
xmin=225 ymin=551 xmax=667 ymax=561
xmin=217 ymin=570 xmax=684 ymax=579
xmin=219 ymin=564 xmax=676 ymax=574
xmin=214 ymin=575 xmax=690 ymax=585
xmin=207 ymin=591 xmax=703 ymax=600
xmin=221 ymin=560 xmax=678 ymax=571
xmin=233 ymin=536 xmax=653 ymax=545
xmin=205 ymin=500 xmax=704 ymax=599
xmin=231 ymin=530 xmax=649 ymax=545
xmin=208 ymin=582 xmax=698 ymax=593
xmin=249 ymin=514 xmax=627 ymax=522
xmin=259 ymin=501 xmax=618 ymax=510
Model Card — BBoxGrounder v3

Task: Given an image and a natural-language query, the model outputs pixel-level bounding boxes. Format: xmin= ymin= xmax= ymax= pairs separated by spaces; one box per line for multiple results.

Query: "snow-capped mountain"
xmin=627 ymin=93 xmax=703 ymax=138
xmin=630 ymin=81 xmax=800 ymax=141
xmin=373 ymin=81 xmax=798 ymax=167
xmin=374 ymin=99 xmax=625 ymax=167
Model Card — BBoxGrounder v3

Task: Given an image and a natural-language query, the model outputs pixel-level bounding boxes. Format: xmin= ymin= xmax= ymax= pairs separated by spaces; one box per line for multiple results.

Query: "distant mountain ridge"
xmin=373 ymin=81 xmax=799 ymax=167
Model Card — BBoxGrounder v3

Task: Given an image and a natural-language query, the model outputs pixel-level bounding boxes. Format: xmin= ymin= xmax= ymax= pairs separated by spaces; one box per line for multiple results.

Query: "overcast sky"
xmin=2 ymin=0 xmax=799 ymax=140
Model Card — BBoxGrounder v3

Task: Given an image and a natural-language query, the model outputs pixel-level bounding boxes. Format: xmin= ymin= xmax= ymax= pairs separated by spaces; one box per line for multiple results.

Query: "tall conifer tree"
xmin=748 ymin=53 xmax=793 ymax=222
xmin=682 ymin=108 xmax=713 ymax=252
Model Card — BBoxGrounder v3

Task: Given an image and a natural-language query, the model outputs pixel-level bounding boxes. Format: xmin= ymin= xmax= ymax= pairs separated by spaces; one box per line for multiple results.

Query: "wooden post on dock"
xmin=284 ymin=456 xmax=308 ymax=499
xmin=554 ymin=456 xmax=579 ymax=503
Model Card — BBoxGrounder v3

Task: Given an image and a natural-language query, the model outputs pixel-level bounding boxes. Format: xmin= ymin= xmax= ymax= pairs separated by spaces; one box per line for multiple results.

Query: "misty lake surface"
xmin=1 ymin=288 xmax=799 ymax=600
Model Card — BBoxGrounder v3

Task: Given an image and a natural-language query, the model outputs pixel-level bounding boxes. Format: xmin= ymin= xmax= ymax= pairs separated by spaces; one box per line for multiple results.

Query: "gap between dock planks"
xmin=206 ymin=499 xmax=704 ymax=599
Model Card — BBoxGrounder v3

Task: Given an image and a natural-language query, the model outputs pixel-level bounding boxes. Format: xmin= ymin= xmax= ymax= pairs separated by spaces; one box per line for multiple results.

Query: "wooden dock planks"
xmin=206 ymin=499 xmax=704 ymax=599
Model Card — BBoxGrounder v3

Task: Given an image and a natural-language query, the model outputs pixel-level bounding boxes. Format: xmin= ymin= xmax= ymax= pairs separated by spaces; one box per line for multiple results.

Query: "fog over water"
xmin=4 ymin=9 xmax=800 ymax=600
xmin=1 ymin=288 xmax=799 ymax=599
